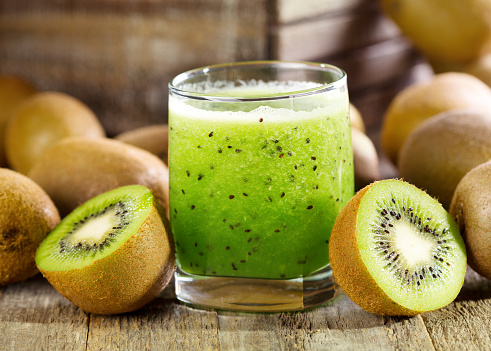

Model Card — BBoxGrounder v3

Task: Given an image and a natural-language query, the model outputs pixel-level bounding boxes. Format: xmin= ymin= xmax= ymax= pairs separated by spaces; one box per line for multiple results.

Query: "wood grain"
xmin=272 ymin=0 xmax=375 ymax=24
xmin=0 ymin=0 xmax=268 ymax=135
xmin=0 ymin=275 xmax=88 ymax=351
xmin=270 ymin=7 xmax=400 ymax=61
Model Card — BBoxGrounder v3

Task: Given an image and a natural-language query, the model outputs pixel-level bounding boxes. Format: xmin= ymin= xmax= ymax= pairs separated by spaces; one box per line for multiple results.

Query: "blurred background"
xmin=0 ymin=0 xmax=433 ymax=138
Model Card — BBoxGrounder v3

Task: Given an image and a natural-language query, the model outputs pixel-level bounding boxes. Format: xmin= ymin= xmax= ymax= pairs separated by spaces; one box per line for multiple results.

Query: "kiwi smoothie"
xmin=168 ymin=81 xmax=354 ymax=280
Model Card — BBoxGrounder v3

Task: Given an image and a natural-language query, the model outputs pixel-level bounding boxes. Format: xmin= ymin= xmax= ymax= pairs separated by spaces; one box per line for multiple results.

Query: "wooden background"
xmin=0 ymin=0 xmax=433 ymax=137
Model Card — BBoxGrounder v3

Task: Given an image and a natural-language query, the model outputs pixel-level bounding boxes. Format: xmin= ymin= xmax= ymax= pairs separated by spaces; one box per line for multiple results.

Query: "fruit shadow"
xmin=455 ymin=266 xmax=491 ymax=302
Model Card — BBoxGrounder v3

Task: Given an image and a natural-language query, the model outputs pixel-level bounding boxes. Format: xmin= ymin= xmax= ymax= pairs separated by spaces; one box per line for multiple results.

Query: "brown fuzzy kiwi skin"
xmin=28 ymin=137 xmax=169 ymax=218
xmin=329 ymin=181 xmax=418 ymax=316
xmin=450 ymin=160 xmax=491 ymax=280
xmin=38 ymin=199 xmax=176 ymax=315
xmin=0 ymin=75 xmax=37 ymax=167
xmin=351 ymin=128 xmax=380 ymax=191
xmin=398 ymin=109 xmax=491 ymax=210
xmin=5 ymin=91 xmax=106 ymax=174
xmin=0 ymin=168 xmax=60 ymax=285
xmin=114 ymin=124 xmax=169 ymax=165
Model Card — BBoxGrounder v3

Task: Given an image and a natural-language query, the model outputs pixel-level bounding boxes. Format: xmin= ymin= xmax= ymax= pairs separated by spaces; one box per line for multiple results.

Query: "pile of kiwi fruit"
xmin=0 ymin=72 xmax=486 ymax=317
xmin=0 ymin=75 xmax=175 ymax=314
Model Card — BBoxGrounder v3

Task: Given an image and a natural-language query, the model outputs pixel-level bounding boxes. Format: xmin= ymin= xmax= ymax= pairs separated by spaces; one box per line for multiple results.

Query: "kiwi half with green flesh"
xmin=35 ymin=185 xmax=175 ymax=315
xmin=329 ymin=179 xmax=466 ymax=316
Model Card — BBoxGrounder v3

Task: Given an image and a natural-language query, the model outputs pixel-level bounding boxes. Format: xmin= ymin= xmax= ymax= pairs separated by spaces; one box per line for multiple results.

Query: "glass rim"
xmin=168 ymin=60 xmax=347 ymax=102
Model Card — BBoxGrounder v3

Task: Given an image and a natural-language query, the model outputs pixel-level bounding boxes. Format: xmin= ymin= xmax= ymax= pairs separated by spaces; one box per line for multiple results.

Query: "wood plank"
xmin=0 ymin=275 xmax=88 ymax=351
xmin=270 ymin=7 xmax=400 ymax=61
xmin=350 ymin=58 xmax=434 ymax=136
xmin=86 ymin=300 xmax=220 ymax=351
xmin=331 ymin=37 xmax=422 ymax=93
xmin=0 ymin=0 xmax=269 ymax=135
xmin=272 ymin=0 xmax=376 ymax=24
xmin=216 ymin=294 xmax=435 ymax=350
xmin=421 ymin=268 xmax=491 ymax=351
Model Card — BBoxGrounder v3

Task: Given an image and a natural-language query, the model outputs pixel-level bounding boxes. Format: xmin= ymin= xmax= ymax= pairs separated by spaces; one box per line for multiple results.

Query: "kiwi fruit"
xmin=329 ymin=179 xmax=467 ymax=316
xmin=349 ymin=103 xmax=365 ymax=133
xmin=450 ymin=160 xmax=491 ymax=280
xmin=381 ymin=72 xmax=491 ymax=164
xmin=28 ymin=136 xmax=170 ymax=218
xmin=5 ymin=91 xmax=106 ymax=174
xmin=0 ymin=168 xmax=60 ymax=285
xmin=0 ymin=75 xmax=37 ymax=167
xmin=398 ymin=109 xmax=491 ymax=210
xmin=351 ymin=128 xmax=380 ymax=190
xmin=35 ymin=185 xmax=175 ymax=315
xmin=114 ymin=124 xmax=169 ymax=164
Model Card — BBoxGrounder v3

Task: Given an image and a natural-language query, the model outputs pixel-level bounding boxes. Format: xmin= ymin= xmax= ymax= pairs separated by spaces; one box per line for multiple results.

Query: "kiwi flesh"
xmin=0 ymin=168 xmax=60 ymax=285
xmin=35 ymin=185 xmax=175 ymax=315
xmin=450 ymin=160 xmax=491 ymax=280
xmin=114 ymin=124 xmax=169 ymax=165
xmin=28 ymin=136 xmax=169 ymax=218
xmin=329 ymin=179 xmax=467 ymax=316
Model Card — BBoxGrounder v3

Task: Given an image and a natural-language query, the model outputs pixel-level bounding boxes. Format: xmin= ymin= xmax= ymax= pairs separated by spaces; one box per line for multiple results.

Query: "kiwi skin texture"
xmin=329 ymin=180 xmax=465 ymax=316
xmin=5 ymin=91 xmax=106 ymax=174
xmin=37 ymin=189 xmax=175 ymax=315
xmin=115 ymin=124 xmax=169 ymax=165
xmin=0 ymin=168 xmax=60 ymax=285
xmin=0 ymin=75 xmax=37 ymax=167
xmin=398 ymin=109 xmax=491 ymax=210
xmin=351 ymin=128 xmax=380 ymax=190
xmin=329 ymin=183 xmax=416 ymax=316
xmin=450 ymin=160 xmax=491 ymax=280
xmin=28 ymin=136 xmax=170 ymax=218
xmin=381 ymin=72 xmax=491 ymax=164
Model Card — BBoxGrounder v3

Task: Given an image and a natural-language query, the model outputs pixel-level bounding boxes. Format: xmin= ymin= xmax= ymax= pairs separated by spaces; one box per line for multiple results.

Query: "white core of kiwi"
xmin=393 ymin=220 xmax=436 ymax=268
xmin=66 ymin=209 xmax=120 ymax=246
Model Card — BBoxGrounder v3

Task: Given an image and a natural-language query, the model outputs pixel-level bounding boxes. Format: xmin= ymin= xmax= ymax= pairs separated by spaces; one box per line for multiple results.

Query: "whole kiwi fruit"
xmin=450 ymin=160 xmax=491 ymax=280
xmin=0 ymin=168 xmax=60 ymax=285
xmin=349 ymin=103 xmax=365 ymax=133
xmin=35 ymin=185 xmax=175 ymax=315
xmin=351 ymin=128 xmax=380 ymax=190
xmin=114 ymin=124 xmax=169 ymax=164
xmin=0 ymin=75 xmax=37 ymax=167
xmin=28 ymin=137 xmax=169 ymax=218
xmin=5 ymin=91 xmax=106 ymax=174
xmin=381 ymin=72 xmax=491 ymax=164
xmin=329 ymin=179 xmax=466 ymax=316
xmin=398 ymin=109 xmax=491 ymax=209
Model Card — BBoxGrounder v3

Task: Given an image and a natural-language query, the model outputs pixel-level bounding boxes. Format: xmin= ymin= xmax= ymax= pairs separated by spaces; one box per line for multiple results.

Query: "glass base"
xmin=174 ymin=265 xmax=339 ymax=312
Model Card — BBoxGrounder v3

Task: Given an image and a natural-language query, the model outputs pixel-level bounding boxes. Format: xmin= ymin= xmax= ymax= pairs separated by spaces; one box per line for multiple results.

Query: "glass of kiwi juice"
xmin=168 ymin=61 xmax=353 ymax=312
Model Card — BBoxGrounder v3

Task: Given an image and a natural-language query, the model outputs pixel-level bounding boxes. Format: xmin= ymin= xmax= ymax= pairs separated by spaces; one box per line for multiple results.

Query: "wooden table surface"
xmin=0 ymin=267 xmax=489 ymax=351
xmin=1 ymin=151 xmax=490 ymax=351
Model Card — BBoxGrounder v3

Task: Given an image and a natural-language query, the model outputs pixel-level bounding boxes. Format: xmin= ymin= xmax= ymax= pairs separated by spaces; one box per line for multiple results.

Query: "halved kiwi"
xmin=329 ymin=179 xmax=467 ymax=316
xmin=35 ymin=185 xmax=175 ymax=315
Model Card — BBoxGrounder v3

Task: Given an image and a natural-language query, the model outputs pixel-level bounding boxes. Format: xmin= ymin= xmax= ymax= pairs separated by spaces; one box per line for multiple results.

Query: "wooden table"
xmin=1 ymin=151 xmax=490 ymax=351
xmin=0 ymin=262 xmax=490 ymax=350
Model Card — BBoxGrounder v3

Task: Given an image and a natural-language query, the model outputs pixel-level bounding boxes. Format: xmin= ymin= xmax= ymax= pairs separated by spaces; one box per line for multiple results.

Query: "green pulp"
xmin=168 ymin=87 xmax=353 ymax=279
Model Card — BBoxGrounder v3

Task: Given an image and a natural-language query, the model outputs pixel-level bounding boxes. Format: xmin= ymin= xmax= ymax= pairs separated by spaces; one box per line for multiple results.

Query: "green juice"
xmin=168 ymin=83 xmax=354 ymax=279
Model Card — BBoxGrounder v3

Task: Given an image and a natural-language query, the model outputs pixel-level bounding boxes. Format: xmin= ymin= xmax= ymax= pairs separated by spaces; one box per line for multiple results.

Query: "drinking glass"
xmin=168 ymin=61 xmax=353 ymax=311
